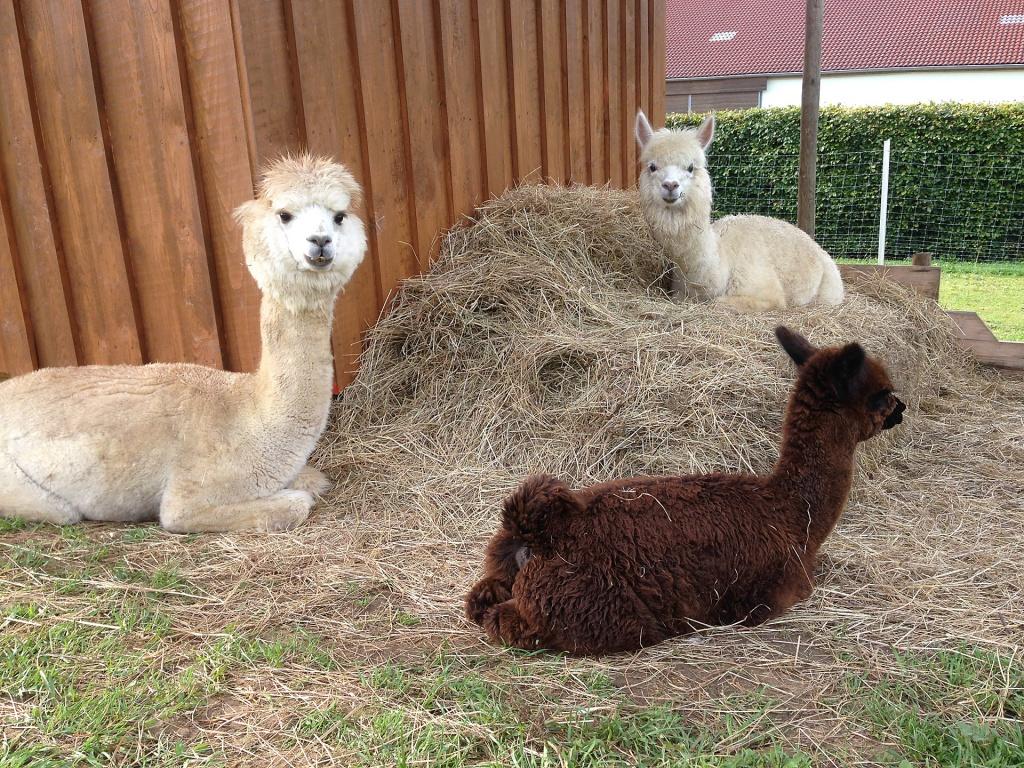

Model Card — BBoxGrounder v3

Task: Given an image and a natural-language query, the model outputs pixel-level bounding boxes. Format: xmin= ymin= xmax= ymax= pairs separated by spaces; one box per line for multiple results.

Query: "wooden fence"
xmin=0 ymin=0 xmax=666 ymax=385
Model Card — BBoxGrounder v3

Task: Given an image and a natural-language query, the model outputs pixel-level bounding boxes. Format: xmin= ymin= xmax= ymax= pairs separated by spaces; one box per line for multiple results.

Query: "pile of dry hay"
xmin=316 ymin=184 xmax=1022 ymax=752
xmin=5 ymin=186 xmax=1021 ymax=763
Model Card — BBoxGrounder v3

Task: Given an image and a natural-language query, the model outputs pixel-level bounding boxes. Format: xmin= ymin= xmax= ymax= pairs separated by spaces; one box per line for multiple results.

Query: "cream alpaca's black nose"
xmin=307 ymin=235 xmax=332 ymax=248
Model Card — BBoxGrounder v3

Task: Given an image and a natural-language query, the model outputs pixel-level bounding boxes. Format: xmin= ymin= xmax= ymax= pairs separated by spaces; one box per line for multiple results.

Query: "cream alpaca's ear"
xmin=695 ymin=113 xmax=715 ymax=150
xmin=635 ymin=110 xmax=654 ymax=150
xmin=232 ymin=199 xmax=267 ymax=228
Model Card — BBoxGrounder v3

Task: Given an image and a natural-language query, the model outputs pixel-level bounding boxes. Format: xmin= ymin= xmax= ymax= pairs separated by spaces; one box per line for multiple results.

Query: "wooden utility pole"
xmin=797 ymin=0 xmax=824 ymax=237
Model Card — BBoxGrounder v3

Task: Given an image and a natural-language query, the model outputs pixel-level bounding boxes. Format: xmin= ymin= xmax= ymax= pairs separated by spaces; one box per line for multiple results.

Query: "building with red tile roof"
xmin=666 ymin=0 xmax=1024 ymax=113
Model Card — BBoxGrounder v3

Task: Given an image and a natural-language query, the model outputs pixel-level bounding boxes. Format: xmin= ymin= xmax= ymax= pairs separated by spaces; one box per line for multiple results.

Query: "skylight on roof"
xmin=999 ymin=14 xmax=1024 ymax=24
xmin=709 ymin=31 xmax=737 ymax=42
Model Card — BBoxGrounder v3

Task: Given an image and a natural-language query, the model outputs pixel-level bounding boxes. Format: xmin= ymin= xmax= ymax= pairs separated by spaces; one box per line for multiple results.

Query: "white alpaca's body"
xmin=0 ymin=155 xmax=366 ymax=532
xmin=635 ymin=111 xmax=843 ymax=312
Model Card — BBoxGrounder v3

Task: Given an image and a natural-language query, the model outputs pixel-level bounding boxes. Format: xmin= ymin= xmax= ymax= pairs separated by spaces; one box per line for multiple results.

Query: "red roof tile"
xmin=667 ymin=0 xmax=1024 ymax=79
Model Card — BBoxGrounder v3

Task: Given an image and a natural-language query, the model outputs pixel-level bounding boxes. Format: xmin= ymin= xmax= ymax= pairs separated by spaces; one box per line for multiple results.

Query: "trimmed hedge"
xmin=666 ymin=104 xmax=1024 ymax=261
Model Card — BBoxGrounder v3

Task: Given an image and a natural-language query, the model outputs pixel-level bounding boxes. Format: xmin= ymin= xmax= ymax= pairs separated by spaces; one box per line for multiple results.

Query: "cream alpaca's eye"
xmin=648 ymin=162 xmax=657 ymax=173
xmin=687 ymin=163 xmax=694 ymax=173
xmin=278 ymin=211 xmax=293 ymax=223
xmin=334 ymin=212 xmax=346 ymax=225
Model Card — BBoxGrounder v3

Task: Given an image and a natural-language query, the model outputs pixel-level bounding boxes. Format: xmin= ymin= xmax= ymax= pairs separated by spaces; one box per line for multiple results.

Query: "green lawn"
xmin=840 ymin=259 xmax=1024 ymax=341
xmin=936 ymin=261 xmax=1024 ymax=341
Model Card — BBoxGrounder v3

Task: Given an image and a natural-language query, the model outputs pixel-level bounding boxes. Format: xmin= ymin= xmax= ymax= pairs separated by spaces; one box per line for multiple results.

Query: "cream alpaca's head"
xmin=234 ymin=154 xmax=367 ymax=312
xmin=635 ymin=110 xmax=714 ymax=212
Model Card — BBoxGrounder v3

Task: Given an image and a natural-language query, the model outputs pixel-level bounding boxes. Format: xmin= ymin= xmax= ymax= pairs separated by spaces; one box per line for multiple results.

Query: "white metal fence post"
xmin=878 ymin=139 xmax=891 ymax=264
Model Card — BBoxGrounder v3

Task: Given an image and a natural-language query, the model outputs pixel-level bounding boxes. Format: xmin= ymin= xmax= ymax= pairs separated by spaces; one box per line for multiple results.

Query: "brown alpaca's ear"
xmin=828 ymin=343 xmax=867 ymax=399
xmin=775 ymin=326 xmax=816 ymax=367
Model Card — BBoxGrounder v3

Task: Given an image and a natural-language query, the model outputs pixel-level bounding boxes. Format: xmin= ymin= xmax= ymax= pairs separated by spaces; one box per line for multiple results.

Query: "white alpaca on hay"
xmin=635 ymin=110 xmax=844 ymax=312
xmin=0 ymin=155 xmax=366 ymax=533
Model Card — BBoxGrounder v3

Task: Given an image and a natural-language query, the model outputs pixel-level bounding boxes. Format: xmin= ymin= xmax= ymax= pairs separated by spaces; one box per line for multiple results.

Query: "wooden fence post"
xmin=797 ymin=0 xmax=823 ymax=237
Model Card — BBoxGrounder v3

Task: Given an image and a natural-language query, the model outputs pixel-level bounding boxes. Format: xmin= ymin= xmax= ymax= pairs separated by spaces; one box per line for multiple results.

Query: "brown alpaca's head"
xmin=775 ymin=326 xmax=906 ymax=441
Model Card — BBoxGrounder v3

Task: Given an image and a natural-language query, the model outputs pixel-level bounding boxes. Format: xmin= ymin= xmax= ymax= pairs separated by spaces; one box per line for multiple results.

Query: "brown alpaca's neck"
xmin=254 ymin=294 xmax=336 ymax=429
xmin=770 ymin=391 xmax=860 ymax=551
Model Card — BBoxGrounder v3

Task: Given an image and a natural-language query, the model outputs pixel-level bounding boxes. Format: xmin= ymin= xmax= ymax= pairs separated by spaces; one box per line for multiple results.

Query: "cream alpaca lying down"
xmin=635 ymin=110 xmax=844 ymax=312
xmin=0 ymin=155 xmax=366 ymax=533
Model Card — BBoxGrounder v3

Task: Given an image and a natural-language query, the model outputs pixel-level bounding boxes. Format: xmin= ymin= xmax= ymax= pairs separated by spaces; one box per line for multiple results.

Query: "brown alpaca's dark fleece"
xmin=466 ymin=326 xmax=906 ymax=655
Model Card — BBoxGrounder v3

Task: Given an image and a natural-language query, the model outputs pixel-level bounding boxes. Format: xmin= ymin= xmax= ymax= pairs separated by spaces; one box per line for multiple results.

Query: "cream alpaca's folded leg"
xmin=289 ymin=464 xmax=331 ymax=496
xmin=159 ymin=488 xmax=313 ymax=534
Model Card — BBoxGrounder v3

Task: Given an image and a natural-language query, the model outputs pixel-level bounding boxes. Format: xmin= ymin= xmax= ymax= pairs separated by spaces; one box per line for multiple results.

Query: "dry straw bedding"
xmin=3 ymin=185 xmax=1023 ymax=764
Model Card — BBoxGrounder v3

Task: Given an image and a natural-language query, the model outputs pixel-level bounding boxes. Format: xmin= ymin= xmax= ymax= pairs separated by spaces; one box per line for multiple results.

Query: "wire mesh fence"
xmin=706 ymin=146 xmax=1024 ymax=263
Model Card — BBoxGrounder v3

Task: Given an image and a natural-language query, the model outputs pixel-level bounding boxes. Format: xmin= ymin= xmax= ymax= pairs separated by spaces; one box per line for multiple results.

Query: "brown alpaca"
xmin=466 ymin=326 xmax=906 ymax=655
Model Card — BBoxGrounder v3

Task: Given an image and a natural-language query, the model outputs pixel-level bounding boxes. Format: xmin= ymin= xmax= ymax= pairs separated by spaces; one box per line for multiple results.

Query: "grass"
xmin=838 ymin=259 xmax=1024 ymax=340
xmin=936 ymin=261 xmax=1024 ymax=341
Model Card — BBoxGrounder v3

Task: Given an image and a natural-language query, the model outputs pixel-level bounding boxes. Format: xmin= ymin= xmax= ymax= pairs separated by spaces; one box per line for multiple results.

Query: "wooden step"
xmin=946 ymin=310 xmax=998 ymax=342
xmin=839 ymin=263 xmax=940 ymax=300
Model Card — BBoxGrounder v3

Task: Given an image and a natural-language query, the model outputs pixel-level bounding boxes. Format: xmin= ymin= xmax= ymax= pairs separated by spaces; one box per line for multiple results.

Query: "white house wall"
xmin=761 ymin=69 xmax=1024 ymax=108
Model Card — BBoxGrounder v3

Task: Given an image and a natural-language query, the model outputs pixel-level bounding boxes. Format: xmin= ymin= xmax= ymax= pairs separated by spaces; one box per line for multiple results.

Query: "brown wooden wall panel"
xmin=651 ymin=0 xmax=666 ymax=123
xmin=563 ymin=0 xmax=588 ymax=183
xmin=352 ymin=0 xmax=418 ymax=301
xmin=508 ymin=0 xmax=543 ymax=184
xmin=439 ymin=0 xmax=486 ymax=219
xmin=87 ymin=0 xmax=222 ymax=367
xmin=176 ymin=0 xmax=261 ymax=373
xmin=0 ymin=0 xmax=77 ymax=369
xmin=0 ymin=184 xmax=34 ymax=375
xmin=291 ymin=0 xmax=381 ymax=385
xmin=585 ymin=3 xmax=606 ymax=184
xmin=395 ymin=0 xmax=451 ymax=267
xmin=235 ymin=0 xmax=305 ymax=164
xmin=621 ymin=0 xmax=637 ymax=184
xmin=19 ymin=0 xmax=142 ymax=366
xmin=477 ymin=0 xmax=515 ymax=197
xmin=538 ymin=0 xmax=566 ymax=183
xmin=0 ymin=0 xmax=665 ymax=382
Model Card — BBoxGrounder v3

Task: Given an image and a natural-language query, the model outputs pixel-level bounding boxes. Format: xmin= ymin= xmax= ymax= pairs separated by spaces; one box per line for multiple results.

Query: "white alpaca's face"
xmin=643 ymin=155 xmax=701 ymax=206
xmin=635 ymin=111 xmax=715 ymax=210
xmin=246 ymin=190 xmax=367 ymax=296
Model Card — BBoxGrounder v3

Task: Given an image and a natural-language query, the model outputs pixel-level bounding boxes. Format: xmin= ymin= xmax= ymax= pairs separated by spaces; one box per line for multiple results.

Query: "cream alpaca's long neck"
xmin=254 ymin=295 xmax=337 ymax=440
xmin=656 ymin=189 xmax=728 ymax=297
xmin=771 ymin=402 xmax=859 ymax=551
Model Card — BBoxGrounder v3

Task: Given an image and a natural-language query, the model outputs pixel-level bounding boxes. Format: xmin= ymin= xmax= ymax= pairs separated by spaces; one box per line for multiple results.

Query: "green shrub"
xmin=666 ymin=104 xmax=1024 ymax=261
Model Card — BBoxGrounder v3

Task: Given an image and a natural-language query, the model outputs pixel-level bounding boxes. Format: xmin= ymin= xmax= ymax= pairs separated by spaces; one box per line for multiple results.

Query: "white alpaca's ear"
xmin=232 ymin=199 xmax=267 ymax=228
xmin=695 ymin=113 xmax=715 ymax=150
xmin=635 ymin=110 xmax=654 ymax=149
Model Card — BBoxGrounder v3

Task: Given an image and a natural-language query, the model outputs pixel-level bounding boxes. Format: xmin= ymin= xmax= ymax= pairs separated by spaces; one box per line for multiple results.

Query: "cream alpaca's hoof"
xmin=266 ymin=490 xmax=314 ymax=532
xmin=291 ymin=465 xmax=331 ymax=496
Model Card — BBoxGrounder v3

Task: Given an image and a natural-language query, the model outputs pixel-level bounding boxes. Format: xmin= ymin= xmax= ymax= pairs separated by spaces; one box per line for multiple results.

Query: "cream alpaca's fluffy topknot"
xmin=257 ymin=153 xmax=362 ymax=208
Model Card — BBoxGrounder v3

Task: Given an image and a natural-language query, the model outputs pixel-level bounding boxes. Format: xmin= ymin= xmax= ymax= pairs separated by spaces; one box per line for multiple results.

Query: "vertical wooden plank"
xmin=563 ymin=0 xmax=587 ymax=183
xmin=438 ymin=0 xmax=485 ymax=217
xmin=476 ymin=0 xmax=514 ymax=196
xmin=235 ymin=0 xmax=305 ymax=164
xmin=606 ymin=0 xmax=623 ymax=188
xmin=395 ymin=0 xmax=452 ymax=264
xmin=19 ymin=0 xmax=142 ymax=365
xmin=352 ymin=0 xmax=418 ymax=300
xmin=637 ymin=0 xmax=650 ymax=126
xmin=507 ymin=0 xmax=542 ymax=184
xmin=621 ymin=0 xmax=636 ymax=184
xmin=87 ymin=0 xmax=221 ymax=367
xmin=0 ymin=0 xmax=77 ymax=368
xmin=176 ymin=0 xmax=261 ymax=372
xmin=538 ymin=0 xmax=566 ymax=183
xmin=650 ymin=0 xmax=665 ymax=125
xmin=291 ymin=0 xmax=383 ymax=385
xmin=0 ymin=189 xmax=35 ymax=375
xmin=585 ymin=0 xmax=606 ymax=184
